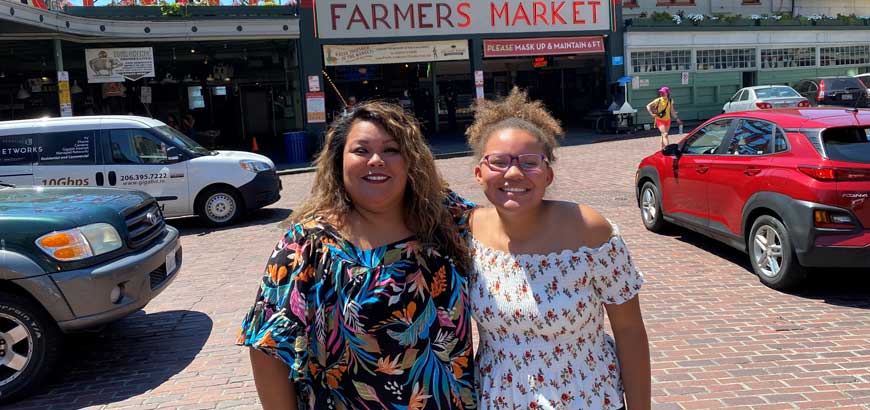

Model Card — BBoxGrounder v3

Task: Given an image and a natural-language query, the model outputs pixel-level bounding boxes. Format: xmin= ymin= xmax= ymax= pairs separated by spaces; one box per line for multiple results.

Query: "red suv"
xmin=636 ymin=108 xmax=870 ymax=289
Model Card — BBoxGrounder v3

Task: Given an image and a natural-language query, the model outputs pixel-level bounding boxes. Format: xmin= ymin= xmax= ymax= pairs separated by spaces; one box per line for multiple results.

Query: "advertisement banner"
xmin=483 ymin=36 xmax=605 ymax=58
xmin=57 ymin=71 xmax=72 ymax=117
xmin=306 ymin=92 xmax=326 ymax=123
xmin=323 ymin=40 xmax=469 ymax=66
xmin=85 ymin=47 xmax=155 ymax=83
xmin=315 ymin=0 xmax=611 ymax=39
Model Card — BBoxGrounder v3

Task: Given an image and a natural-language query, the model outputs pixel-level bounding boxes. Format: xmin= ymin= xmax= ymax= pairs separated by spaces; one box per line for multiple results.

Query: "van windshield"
xmin=153 ymin=126 xmax=212 ymax=156
xmin=822 ymin=127 xmax=870 ymax=164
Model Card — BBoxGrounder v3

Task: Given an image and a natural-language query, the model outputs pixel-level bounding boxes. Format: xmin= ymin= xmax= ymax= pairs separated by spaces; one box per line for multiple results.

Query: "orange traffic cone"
xmin=251 ymin=136 xmax=259 ymax=152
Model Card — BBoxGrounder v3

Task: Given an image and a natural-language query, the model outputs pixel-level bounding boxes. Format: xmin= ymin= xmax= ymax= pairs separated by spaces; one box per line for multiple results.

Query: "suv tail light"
xmin=797 ymin=100 xmax=810 ymax=108
xmin=817 ymin=80 xmax=826 ymax=101
xmin=798 ymin=166 xmax=870 ymax=181
xmin=755 ymin=102 xmax=773 ymax=109
xmin=814 ymin=209 xmax=857 ymax=229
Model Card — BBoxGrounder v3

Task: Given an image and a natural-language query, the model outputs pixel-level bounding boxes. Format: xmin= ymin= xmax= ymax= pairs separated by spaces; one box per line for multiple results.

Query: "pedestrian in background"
xmin=465 ymin=87 xmax=651 ymax=410
xmin=165 ymin=114 xmax=179 ymax=131
xmin=646 ymin=86 xmax=682 ymax=148
xmin=182 ymin=113 xmax=197 ymax=141
xmin=237 ymin=101 xmax=477 ymax=410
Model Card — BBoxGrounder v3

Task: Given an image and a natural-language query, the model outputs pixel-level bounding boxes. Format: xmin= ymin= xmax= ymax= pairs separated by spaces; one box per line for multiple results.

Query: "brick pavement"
xmin=6 ymin=135 xmax=870 ymax=410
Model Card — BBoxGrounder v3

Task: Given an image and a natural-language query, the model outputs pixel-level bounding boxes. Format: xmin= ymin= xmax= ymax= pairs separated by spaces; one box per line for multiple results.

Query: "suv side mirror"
xmin=662 ymin=143 xmax=680 ymax=156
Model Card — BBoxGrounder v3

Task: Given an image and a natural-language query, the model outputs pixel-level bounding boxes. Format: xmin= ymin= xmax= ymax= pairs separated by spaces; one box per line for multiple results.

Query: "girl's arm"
xmin=250 ymin=349 xmax=299 ymax=410
xmin=645 ymin=100 xmax=657 ymax=116
xmin=671 ymin=101 xmax=682 ymax=123
xmin=606 ymin=296 xmax=651 ymax=410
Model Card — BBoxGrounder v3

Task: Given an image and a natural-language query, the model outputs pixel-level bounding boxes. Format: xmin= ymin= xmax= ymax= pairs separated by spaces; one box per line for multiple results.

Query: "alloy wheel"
xmin=752 ymin=225 xmax=784 ymax=278
xmin=641 ymin=187 xmax=657 ymax=224
xmin=0 ymin=313 xmax=33 ymax=388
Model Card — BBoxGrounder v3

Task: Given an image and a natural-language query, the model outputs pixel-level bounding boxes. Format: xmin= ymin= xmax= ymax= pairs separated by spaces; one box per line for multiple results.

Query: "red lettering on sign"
xmin=330 ymin=4 xmax=346 ymax=31
xmin=394 ymin=3 xmax=415 ymax=29
xmin=417 ymin=3 xmax=433 ymax=28
xmin=491 ymin=2 xmax=509 ymax=26
xmin=589 ymin=0 xmax=600 ymax=23
xmin=512 ymin=2 xmax=531 ymax=26
xmin=572 ymin=1 xmax=586 ymax=24
xmin=551 ymin=1 xmax=567 ymax=24
xmin=533 ymin=2 xmax=548 ymax=24
xmin=347 ymin=4 xmax=371 ymax=30
xmin=371 ymin=4 xmax=391 ymax=29
xmin=457 ymin=2 xmax=472 ymax=27
xmin=436 ymin=3 xmax=454 ymax=28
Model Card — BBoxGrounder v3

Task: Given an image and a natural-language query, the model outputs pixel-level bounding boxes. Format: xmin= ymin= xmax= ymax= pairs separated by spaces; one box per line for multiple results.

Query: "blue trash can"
xmin=283 ymin=131 xmax=307 ymax=164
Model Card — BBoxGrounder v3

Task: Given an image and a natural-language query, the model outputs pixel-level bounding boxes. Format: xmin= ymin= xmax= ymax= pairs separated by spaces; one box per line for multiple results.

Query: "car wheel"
xmin=0 ymin=292 xmax=61 ymax=404
xmin=748 ymin=215 xmax=806 ymax=290
xmin=196 ymin=187 xmax=243 ymax=227
xmin=640 ymin=182 xmax=667 ymax=232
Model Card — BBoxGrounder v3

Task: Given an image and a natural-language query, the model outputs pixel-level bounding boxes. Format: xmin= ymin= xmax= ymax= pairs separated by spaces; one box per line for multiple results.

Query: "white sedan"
xmin=723 ymin=85 xmax=809 ymax=113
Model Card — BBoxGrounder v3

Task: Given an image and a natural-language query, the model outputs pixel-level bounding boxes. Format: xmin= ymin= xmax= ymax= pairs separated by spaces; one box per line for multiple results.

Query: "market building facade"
xmin=296 ymin=0 xmax=627 ymax=138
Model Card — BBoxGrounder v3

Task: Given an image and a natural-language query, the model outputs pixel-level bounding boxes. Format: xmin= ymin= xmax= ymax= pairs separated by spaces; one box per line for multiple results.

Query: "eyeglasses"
xmin=480 ymin=153 xmax=549 ymax=172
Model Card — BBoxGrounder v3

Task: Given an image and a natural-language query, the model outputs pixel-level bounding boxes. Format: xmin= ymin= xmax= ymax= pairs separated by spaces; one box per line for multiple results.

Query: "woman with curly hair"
xmin=466 ymin=88 xmax=650 ymax=410
xmin=237 ymin=101 xmax=477 ymax=410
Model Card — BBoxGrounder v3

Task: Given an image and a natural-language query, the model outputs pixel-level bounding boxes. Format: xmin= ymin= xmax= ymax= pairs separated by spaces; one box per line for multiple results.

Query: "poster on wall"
xmin=85 ymin=47 xmax=155 ymax=83
xmin=306 ymin=92 xmax=326 ymax=123
xmin=483 ymin=37 xmax=604 ymax=58
xmin=57 ymin=71 xmax=73 ymax=117
xmin=323 ymin=40 xmax=469 ymax=66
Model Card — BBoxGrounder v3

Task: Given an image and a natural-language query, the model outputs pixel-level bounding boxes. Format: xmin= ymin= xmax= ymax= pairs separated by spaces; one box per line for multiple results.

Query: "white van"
xmin=0 ymin=116 xmax=282 ymax=226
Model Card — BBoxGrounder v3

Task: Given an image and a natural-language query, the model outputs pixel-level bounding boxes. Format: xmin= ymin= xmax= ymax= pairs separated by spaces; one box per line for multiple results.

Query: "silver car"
xmin=722 ymin=86 xmax=809 ymax=113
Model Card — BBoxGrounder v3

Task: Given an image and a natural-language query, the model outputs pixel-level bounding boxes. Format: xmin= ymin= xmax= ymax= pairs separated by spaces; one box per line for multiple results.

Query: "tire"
xmin=0 ymin=291 xmax=62 ymax=404
xmin=639 ymin=182 xmax=667 ymax=233
xmin=748 ymin=215 xmax=807 ymax=290
xmin=196 ymin=186 xmax=243 ymax=227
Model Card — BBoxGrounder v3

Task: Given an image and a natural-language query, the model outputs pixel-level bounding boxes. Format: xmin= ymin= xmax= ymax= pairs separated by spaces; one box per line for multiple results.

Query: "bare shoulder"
xmin=546 ymin=202 xmax=614 ymax=249
xmin=469 ymin=207 xmax=496 ymax=237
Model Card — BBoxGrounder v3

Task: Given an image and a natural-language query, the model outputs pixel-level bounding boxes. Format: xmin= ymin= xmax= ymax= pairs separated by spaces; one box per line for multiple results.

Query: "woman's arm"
xmin=250 ymin=348 xmax=299 ymax=410
xmin=670 ymin=101 xmax=681 ymax=123
xmin=645 ymin=100 xmax=657 ymax=116
xmin=606 ymin=296 xmax=651 ymax=410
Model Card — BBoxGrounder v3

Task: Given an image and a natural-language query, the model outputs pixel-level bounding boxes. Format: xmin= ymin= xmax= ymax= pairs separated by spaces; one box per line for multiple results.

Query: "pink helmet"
xmin=659 ymin=86 xmax=670 ymax=94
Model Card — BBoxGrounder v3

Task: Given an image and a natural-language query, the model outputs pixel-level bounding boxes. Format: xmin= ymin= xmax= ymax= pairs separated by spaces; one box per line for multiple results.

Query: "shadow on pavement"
xmin=665 ymin=225 xmax=870 ymax=309
xmin=7 ymin=310 xmax=212 ymax=410
xmin=169 ymin=206 xmax=292 ymax=237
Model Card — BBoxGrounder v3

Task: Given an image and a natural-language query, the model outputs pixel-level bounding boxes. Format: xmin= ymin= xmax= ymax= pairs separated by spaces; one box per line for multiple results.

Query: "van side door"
xmin=0 ymin=133 xmax=37 ymax=186
xmin=102 ymin=129 xmax=190 ymax=217
xmin=34 ymin=130 xmax=102 ymax=188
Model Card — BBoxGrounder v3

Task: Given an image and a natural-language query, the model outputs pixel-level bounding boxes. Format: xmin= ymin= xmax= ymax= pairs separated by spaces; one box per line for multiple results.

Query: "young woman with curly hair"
xmin=237 ymin=101 xmax=477 ymax=410
xmin=465 ymin=88 xmax=651 ymax=410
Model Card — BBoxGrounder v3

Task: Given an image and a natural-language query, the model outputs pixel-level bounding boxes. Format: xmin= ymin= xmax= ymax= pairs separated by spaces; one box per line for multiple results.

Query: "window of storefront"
xmin=760 ymin=48 xmax=816 ymax=69
xmin=820 ymin=45 xmax=870 ymax=67
xmin=696 ymin=48 xmax=756 ymax=71
xmin=630 ymin=50 xmax=691 ymax=73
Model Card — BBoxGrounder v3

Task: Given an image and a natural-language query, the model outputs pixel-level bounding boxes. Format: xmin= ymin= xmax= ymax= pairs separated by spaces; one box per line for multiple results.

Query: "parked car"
xmin=794 ymin=77 xmax=870 ymax=108
xmin=0 ymin=185 xmax=181 ymax=403
xmin=635 ymin=108 xmax=870 ymax=290
xmin=0 ymin=116 xmax=282 ymax=227
xmin=722 ymin=85 xmax=808 ymax=113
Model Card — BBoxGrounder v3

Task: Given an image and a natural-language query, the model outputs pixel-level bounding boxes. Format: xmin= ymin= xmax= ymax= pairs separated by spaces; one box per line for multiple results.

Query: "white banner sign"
xmin=85 ymin=47 xmax=155 ymax=83
xmin=316 ymin=0 xmax=611 ymax=39
xmin=323 ymin=40 xmax=469 ymax=66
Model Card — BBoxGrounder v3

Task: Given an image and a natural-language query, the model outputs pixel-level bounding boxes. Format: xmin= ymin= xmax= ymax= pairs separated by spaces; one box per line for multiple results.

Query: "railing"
xmin=38 ymin=0 xmax=298 ymax=11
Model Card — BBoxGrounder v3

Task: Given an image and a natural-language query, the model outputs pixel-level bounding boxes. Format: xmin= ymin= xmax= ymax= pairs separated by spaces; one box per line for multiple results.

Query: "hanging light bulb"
xmin=71 ymin=80 xmax=83 ymax=94
xmin=16 ymin=84 xmax=31 ymax=99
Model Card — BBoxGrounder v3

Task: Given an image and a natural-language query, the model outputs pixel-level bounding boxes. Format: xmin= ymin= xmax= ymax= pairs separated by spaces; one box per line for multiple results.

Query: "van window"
xmin=0 ymin=135 xmax=39 ymax=165
xmin=37 ymin=131 xmax=97 ymax=165
xmin=822 ymin=127 xmax=870 ymax=164
xmin=152 ymin=126 xmax=211 ymax=156
xmin=109 ymin=129 xmax=171 ymax=165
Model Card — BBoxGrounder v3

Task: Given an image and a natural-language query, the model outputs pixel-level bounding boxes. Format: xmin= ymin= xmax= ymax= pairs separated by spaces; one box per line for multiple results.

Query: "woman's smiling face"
xmin=475 ymin=128 xmax=553 ymax=213
xmin=342 ymin=120 xmax=408 ymax=213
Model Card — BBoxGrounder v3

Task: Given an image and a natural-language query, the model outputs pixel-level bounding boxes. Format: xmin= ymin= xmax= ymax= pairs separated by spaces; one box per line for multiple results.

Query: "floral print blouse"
xmin=469 ymin=224 xmax=643 ymax=410
xmin=237 ymin=195 xmax=477 ymax=410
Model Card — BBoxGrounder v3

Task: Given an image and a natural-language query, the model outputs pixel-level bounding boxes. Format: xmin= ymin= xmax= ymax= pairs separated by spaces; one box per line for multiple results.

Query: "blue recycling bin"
xmin=283 ymin=131 xmax=307 ymax=164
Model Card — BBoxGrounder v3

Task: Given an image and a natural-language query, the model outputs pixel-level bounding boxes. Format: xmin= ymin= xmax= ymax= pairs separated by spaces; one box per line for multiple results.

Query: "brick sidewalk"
xmin=7 ymin=135 xmax=870 ymax=410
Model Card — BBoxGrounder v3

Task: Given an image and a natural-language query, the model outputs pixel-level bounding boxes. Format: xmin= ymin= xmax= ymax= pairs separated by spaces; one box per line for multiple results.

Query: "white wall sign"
xmin=316 ymin=0 xmax=611 ymax=39
xmin=85 ymin=47 xmax=155 ymax=83
xmin=323 ymin=40 xmax=469 ymax=66
xmin=308 ymin=75 xmax=321 ymax=92
xmin=681 ymin=71 xmax=689 ymax=85
xmin=140 ymin=86 xmax=152 ymax=104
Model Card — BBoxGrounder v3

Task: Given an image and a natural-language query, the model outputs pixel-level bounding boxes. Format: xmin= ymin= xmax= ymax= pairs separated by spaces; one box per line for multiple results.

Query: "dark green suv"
xmin=0 ymin=185 xmax=181 ymax=403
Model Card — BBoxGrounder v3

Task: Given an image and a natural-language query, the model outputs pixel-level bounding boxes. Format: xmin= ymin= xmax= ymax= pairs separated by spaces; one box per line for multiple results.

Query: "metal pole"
xmin=53 ymin=39 xmax=63 ymax=72
xmin=432 ymin=61 xmax=438 ymax=134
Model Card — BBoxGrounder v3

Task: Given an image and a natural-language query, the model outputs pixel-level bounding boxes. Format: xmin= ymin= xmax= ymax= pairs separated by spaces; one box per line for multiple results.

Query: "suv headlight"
xmin=36 ymin=223 xmax=123 ymax=261
xmin=239 ymin=160 xmax=274 ymax=173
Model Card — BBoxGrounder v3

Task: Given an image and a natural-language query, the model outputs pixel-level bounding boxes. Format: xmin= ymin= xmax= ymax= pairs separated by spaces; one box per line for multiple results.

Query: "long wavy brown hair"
xmin=291 ymin=100 xmax=469 ymax=268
